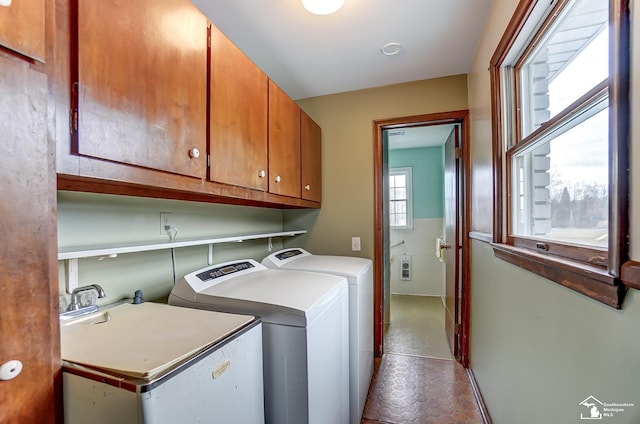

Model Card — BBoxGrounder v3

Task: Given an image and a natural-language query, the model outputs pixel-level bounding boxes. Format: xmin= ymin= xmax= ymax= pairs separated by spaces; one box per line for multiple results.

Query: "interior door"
xmin=443 ymin=126 xmax=461 ymax=358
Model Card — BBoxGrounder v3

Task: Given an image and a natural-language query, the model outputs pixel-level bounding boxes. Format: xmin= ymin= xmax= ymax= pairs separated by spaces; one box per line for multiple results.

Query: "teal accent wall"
xmin=389 ymin=146 xmax=444 ymax=219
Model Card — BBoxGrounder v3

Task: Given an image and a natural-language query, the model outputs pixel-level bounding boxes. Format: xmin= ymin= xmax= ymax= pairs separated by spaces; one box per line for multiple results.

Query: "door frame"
xmin=373 ymin=109 xmax=471 ymax=367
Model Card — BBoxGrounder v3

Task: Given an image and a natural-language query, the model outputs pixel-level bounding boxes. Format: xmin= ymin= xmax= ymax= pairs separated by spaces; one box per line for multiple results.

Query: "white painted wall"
xmin=390 ymin=218 xmax=445 ymax=296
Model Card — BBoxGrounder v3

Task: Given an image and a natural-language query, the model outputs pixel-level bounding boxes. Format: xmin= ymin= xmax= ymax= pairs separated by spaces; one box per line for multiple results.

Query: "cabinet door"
xmin=0 ymin=55 xmax=58 ymax=424
xmin=300 ymin=111 xmax=322 ymax=202
xmin=76 ymin=0 xmax=207 ymax=178
xmin=209 ymin=24 xmax=268 ymax=190
xmin=268 ymin=80 xmax=301 ymax=198
xmin=0 ymin=0 xmax=44 ymax=62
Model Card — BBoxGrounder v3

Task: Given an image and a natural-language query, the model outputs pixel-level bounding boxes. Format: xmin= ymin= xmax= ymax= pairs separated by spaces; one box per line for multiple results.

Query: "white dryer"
xmin=262 ymin=248 xmax=374 ymax=424
xmin=169 ymin=259 xmax=349 ymax=424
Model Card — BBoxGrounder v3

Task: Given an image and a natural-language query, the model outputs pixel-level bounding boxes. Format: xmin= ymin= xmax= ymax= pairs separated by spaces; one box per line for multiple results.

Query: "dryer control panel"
xmin=275 ymin=249 xmax=304 ymax=260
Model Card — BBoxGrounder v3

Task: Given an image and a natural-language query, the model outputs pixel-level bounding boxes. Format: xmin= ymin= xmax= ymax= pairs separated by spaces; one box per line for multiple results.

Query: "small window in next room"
xmin=490 ymin=0 xmax=630 ymax=308
xmin=389 ymin=167 xmax=413 ymax=230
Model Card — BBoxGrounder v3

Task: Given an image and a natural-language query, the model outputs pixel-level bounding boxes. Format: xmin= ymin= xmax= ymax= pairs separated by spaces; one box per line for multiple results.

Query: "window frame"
xmin=489 ymin=0 xmax=630 ymax=308
xmin=389 ymin=167 xmax=413 ymax=230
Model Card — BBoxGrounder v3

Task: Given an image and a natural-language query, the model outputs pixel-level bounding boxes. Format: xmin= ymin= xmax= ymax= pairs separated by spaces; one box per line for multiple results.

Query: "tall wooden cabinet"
xmin=0 ymin=1 xmax=60 ymax=422
xmin=268 ymin=80 xmax=301 ymax=198
xmin=209 ymin=24 xmax=268 ymax=191
xmin=74 ymin=0 xmax=207 ymax=178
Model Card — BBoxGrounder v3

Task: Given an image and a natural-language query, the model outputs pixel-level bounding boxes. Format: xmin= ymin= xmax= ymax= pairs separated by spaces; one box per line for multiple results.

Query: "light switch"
xmin=351 ymin=237 xmax=361 ymax=251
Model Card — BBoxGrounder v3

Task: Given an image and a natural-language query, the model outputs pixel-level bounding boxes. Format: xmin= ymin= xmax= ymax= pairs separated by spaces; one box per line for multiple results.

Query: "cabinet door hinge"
xmin=207 ymin=154 xmax=210 ymax=167
xmin=455 ymin=147 xmax=463 ymax=159
xmin=454 ymin=323 xmax=461 ymax=334
xmin=70 ymin=108 xmax=78 ymax=135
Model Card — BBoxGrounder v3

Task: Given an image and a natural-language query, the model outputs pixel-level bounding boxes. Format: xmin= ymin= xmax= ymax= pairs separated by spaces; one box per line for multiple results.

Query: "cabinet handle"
xmin=189 ymin=148 xmax=200 ymax=158
xmin=305 ymin=184 xmax=311 ymax=191
xmin=274 ymin=175 xmax=281 ymax=183
xmin=0 ymin=0 xmax=12 ymax=7
xmin=258 ymin=170 xmax=266 ymax=178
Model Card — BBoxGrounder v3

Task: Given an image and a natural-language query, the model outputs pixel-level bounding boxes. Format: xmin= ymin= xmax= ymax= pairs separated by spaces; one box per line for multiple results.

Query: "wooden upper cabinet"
xmin=268 ymin=80 xmax=301 ymax=198
xmin=209 ymin=24 xmax=268 ymax=191
xmin=0 ymin=0 xmax=45 ymax=62
xmin=75 ymin=0 xmax=207 ymax=179
xmin=301 ymin=111 xmax=322 ymax=202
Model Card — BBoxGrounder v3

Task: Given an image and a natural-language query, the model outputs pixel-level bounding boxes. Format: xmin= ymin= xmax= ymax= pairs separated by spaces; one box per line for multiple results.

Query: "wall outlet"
xmin=351 ymin=237 xmax=361 ymax=251
xmin=160 ymin=212 xmax=171 ymax=234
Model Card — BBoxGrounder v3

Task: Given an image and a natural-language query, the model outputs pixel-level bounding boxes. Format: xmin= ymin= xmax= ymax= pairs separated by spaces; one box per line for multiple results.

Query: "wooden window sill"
xmin=491 ymin=243 xmax=626 ymax=309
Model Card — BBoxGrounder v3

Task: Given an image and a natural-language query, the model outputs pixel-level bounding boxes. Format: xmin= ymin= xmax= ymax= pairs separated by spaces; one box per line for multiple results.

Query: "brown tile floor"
xmin=361 ymin=354 xmax=485 ymax=424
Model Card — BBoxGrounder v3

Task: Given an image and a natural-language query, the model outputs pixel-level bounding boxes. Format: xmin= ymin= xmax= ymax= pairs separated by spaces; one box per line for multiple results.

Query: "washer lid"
xmin=61 ymin=302 xmax=255 ymax=380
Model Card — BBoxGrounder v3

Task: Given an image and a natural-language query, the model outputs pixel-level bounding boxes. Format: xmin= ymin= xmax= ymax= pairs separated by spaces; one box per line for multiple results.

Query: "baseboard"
xmin=466 ymin=367 xmax=493 ymax=424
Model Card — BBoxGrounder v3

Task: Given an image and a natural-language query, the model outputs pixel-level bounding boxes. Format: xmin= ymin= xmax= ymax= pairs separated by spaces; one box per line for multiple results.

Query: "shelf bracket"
xmin=65 ymin=258 xmax=79 ymax=294
xmin=208 ymin=244 xmax=214 ymax=266
xmin=268 ymin=237 xmax=273 ymax=252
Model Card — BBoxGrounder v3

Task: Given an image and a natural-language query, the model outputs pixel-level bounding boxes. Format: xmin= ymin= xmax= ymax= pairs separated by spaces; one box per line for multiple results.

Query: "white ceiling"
xmin=387 ymin=124 xmax=455 ymax=150
xmin=192 ymin=0 xmax=493 ymax=100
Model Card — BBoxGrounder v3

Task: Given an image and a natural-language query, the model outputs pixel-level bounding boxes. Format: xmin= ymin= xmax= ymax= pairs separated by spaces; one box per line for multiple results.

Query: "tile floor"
xmin=362 ymin=296 xmax=486 ymax=424
xmin=384 ymin=295 xmax=452 ymax=359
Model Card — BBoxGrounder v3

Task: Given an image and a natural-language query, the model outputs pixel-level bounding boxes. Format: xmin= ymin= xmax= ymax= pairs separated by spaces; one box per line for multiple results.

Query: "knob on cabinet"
xmin=305 ymin=184 xmax=311 ymax=191
xmin=0 ymin=360 xmax=22 ymax=381
xmin=188 ymin=148 xmax=200 ymax=158
xmin=258 ymin=170 xmax=266 ymax=178
xmin=274 ymin=175 xmax=281 ymax=183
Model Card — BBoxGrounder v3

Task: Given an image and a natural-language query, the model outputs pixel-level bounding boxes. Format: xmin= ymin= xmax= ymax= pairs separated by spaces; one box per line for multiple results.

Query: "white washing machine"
xmin=262 ymin=248 xmax=374 ymax=424
xmin=169 ymin=259 xmax=350 ymax=424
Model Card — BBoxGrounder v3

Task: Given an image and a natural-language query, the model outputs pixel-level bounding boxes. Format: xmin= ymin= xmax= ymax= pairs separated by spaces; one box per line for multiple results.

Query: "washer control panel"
xmin=196 ymin=261 xmax=255 ymax=282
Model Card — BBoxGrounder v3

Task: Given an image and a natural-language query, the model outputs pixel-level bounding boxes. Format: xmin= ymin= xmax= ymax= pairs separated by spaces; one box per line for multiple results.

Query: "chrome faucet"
xmin=67 ymin=284 xmax=106 ymax=311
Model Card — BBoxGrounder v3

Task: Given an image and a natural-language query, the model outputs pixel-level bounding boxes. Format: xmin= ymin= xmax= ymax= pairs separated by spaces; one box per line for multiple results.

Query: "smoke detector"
xmin=381 ymin=42 xmax=402 ymax=56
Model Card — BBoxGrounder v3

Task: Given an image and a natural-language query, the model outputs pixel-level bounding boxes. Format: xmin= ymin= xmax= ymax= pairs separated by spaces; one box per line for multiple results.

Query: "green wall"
xmin=58 ymin=191 xmax=286 ymax=304
xmin=389 ymin=146 xmax=444 ymax=219
xmin=466 ymin=0 xmax=640 ymax=422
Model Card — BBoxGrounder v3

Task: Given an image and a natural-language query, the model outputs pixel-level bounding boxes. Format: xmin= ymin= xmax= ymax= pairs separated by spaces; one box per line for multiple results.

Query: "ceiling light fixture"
xmin=301 ymin=0 xmax=344 ymax=15
xmin=381 ymin=42 xmax=402 ymax=56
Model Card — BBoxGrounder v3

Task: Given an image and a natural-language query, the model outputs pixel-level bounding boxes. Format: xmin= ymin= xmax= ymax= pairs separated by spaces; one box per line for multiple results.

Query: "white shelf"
xmin=58 ymin=230 xmax=307 ymax=260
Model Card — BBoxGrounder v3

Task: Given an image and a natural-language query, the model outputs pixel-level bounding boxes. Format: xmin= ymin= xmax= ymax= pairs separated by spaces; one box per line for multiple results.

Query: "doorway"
xmin=373 ymin=110 xmax=470 ymax=366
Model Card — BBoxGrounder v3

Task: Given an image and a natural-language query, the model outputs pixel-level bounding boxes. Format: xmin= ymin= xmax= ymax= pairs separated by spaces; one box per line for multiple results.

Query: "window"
xmin=389 ymin=167 xmax=413 ymax=230
xmin=490 ymin=0 xmax=630 ymax=308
